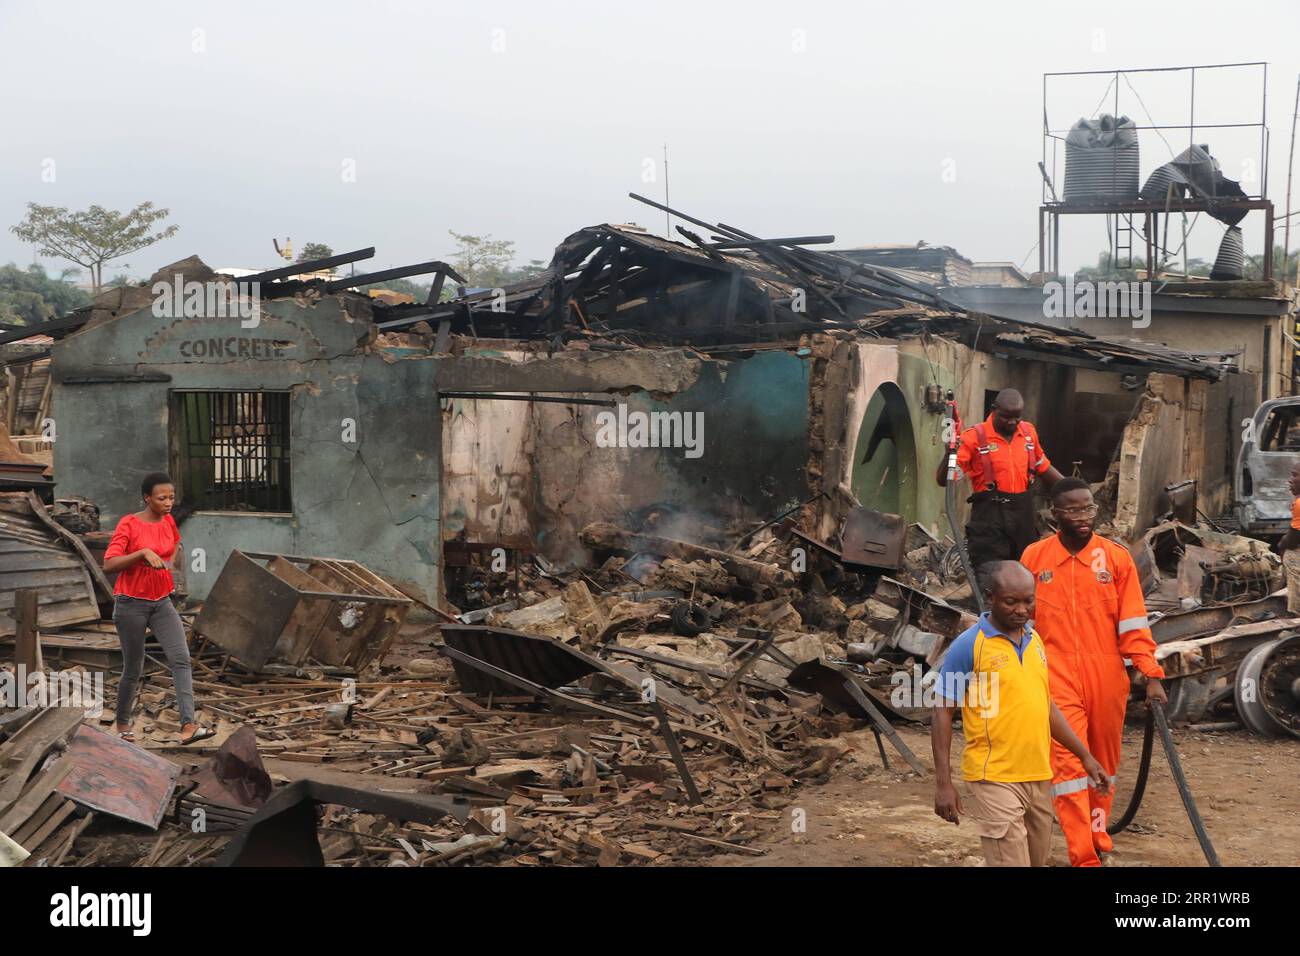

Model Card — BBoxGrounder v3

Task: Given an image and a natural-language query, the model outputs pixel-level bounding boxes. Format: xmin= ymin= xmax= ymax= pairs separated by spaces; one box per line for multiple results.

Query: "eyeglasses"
xmin=1053 ymin=505 xmax=1099 ymax=518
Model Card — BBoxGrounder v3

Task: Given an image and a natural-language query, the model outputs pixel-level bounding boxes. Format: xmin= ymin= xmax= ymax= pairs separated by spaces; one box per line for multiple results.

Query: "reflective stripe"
xmin=1118 ymin=616 xmax=1149 ymax=634
xmin=1050 ymin=776 xmax=1091 ymax=798
xmin=1050 ymin=775 xmax=1114 ymax=798
xmin=1033 ymin=456 xmax=1047 ymax=468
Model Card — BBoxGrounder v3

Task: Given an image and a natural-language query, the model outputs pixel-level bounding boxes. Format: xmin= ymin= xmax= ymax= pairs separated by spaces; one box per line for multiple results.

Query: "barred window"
xmin=171 ymin=391 xmax=291 ymax=512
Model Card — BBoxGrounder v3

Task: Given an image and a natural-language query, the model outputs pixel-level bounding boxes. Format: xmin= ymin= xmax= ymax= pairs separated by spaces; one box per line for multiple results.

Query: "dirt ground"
xmin=705 ymin=722 xmax=1300 ymax=867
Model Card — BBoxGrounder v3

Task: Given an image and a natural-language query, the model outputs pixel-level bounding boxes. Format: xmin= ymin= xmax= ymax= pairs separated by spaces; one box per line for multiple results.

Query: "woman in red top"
xmin=103 ymin=472 xmax=214 ymax=745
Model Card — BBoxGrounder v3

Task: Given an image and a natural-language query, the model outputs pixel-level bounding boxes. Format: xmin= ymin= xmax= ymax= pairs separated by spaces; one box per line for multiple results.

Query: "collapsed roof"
xmin=3 ymin=197 xmax=1236 ymax=380
xmin=375 ymin=195 xmax=945 ymax=344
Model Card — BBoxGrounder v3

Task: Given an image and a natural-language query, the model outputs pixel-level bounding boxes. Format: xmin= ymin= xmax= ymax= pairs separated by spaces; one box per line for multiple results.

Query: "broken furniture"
xmin=193 ymin=550 xmax=412 ymax=672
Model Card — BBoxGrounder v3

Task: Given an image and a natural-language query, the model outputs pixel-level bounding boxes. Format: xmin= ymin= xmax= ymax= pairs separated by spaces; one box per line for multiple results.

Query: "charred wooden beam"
xmin=240 ymin=246 xmax=376 ymax=285
xmin=323 ymin=260 xmax=465 ymax=293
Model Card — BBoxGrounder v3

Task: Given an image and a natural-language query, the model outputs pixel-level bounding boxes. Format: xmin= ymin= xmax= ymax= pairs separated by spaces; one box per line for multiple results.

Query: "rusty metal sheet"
xmin=56 ymin=725 xmax=179 ymax=828
xmin=840 ymin=507 xmax=907 ymax=570
xmin=193 ymin=550 xmax=301 ymax=670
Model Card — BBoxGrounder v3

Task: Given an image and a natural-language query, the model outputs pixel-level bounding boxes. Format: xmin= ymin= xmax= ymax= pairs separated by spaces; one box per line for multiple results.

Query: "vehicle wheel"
xmin=670 ymin=601 xmax=710 ymax=636
xmin=1235 ymin=635 xmax=1300 ymax=739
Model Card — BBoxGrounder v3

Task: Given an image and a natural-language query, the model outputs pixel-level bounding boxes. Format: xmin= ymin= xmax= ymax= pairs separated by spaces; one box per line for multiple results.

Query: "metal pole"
xmin=663 ymin=143 xmax=671 ymax=239
xmin=1282 ymin=76 xmax=1299 ymax=288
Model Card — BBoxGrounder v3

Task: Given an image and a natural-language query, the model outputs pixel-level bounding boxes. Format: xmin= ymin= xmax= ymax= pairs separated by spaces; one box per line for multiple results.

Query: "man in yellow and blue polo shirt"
xmin=930 ymin=561 xmax=1110 ymax=867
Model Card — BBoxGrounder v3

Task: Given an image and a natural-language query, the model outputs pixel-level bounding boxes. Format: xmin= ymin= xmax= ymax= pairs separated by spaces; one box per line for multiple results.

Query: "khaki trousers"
xmin=1285 ymin=549 xmax=1300 ymax=614
xmin=966 ymin=779 xmax=1054 ymax=867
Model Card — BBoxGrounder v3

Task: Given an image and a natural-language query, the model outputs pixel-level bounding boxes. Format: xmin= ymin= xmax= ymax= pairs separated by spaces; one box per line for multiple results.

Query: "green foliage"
xmin=446 ymin=232 xmax=548 ymax=289
xmin=1244 ymin=245 xmax=1300 ymax=282
xmin=297 ymin=242 xmax=334 ymax=263
xmin=10 ymin=201 xmax=177 ymax=293
xmin=1073 ymin=251 xmax=1146 ymax=282
xmin=0 ymin=262 xmax=91 ymax=326
xmin=1077 ymin=245 xmax=1299 ymax=282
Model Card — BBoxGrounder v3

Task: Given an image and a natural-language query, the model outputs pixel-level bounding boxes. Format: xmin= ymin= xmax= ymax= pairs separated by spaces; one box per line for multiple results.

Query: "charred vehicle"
xmin=1235 ymin=397 xmax=1300 ymax=536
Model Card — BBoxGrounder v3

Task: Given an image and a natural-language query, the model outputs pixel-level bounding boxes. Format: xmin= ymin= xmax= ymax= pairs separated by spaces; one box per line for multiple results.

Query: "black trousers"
xmin=965 ymin=490 xmax=1039 ymax=576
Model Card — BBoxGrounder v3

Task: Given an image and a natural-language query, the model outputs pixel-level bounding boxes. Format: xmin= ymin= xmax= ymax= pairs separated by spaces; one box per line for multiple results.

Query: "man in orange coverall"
xmin=1019 ymin=477 xmax=1167 ymax=867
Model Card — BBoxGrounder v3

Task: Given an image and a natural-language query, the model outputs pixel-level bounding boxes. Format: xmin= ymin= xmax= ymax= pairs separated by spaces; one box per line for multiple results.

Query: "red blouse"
xmin=104 ymin=513 xmax=181 ymax=600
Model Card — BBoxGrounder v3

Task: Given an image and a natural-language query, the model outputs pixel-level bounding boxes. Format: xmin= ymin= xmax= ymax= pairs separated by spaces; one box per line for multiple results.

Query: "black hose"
xmin=1107 ymin=701 xmax=1221 ymax=866
xmin=1151 ymin=700 xmax=1221 ymax=867
xmin=1107 ymin=707 xmax=1154 ymax=835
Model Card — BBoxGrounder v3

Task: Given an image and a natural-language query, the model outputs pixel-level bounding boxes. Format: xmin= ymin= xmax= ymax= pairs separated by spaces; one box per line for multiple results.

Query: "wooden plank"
xmin=19 ymin=798 xmax=76 ymax=852
xmin=11 ymin=792 xmax=64 ymax=846
xmin=0 ymin=706 xmax=83 ymax=816
xmin=0 ymin=757 xmax=73 ymax=835
xmin=12 ymin=589 xmax=40 ymax=671
xmin=0 ymin=553 xmax=82 ymax=574
xmin=265 ymin=557 xmax=333 ymax=665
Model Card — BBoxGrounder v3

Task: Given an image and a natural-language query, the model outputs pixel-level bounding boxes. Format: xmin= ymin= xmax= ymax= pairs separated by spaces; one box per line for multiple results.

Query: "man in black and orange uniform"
xmin=1020 ymin=477 xmax=1167 ymax=867
xmin=936 ymin=389 xmax=1063 ymax=571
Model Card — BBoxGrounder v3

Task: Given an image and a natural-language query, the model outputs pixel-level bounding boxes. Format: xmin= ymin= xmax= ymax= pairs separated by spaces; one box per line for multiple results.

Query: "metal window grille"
xmin=173 ymin=391 xmax=291 ymax=512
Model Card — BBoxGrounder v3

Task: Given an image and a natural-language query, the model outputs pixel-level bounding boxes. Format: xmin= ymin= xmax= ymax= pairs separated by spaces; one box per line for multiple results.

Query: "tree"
xmin=504 ymin=259 xmax=549 ymax=283
xmin=447 ymin=231 xmax=519 ymax=288
xmin=446 ymin=233 xmax=550 ymax=290
xmin=1244 ymin=245 xmax=1300 ymax=282
xmin=10 ymin=202 xmax=178 ymax=294
xmin=297 ymin=242 xmax=334 ymax=263
xmin=0 ymin=263 xmax=92 ymax=325
xmin=1073 ymin=251 xmax=1146 ymax=282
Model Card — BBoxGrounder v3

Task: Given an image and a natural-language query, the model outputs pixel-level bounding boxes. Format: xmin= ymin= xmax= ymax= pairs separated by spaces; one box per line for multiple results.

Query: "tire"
xmin=670 ymin=601 xmax=710 ymax=636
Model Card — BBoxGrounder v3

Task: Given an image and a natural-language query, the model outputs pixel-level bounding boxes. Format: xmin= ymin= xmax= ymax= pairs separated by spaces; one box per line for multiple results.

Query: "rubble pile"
xmin=3 ymin=489 xmax=1299 ymax=868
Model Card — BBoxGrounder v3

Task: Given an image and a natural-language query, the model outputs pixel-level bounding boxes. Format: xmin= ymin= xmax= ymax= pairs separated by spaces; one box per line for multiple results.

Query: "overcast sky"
xmin=3 ymin=0 xmax=1299 ymax=283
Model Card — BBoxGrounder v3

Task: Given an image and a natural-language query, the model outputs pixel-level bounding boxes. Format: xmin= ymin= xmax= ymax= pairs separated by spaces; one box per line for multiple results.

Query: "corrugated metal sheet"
xmin=0 ymin=492 xmax=104 ymax=636
xmin=1211 ymin=226 xmax=1245 ymax=281
xmin=1062 ymin=115 xmax=1140 ymax=203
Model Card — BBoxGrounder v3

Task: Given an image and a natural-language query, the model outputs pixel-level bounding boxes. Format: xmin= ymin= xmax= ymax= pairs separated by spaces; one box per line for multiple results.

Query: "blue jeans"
xmin=113 ymin=595 xmax=195 ymax=726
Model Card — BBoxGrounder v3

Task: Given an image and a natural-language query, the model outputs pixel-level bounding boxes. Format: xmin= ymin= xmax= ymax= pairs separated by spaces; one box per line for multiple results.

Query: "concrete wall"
xmin=1113 ymin=373 xmax=1189 ymax=540
xmin=51 ymin=296 xmax=442 ymax=603
xmin=438 ymin=344 xmax=812 ymax=565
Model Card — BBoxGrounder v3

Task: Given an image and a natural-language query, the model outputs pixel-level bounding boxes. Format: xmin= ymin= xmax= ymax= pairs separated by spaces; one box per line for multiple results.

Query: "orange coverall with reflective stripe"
xmin=1019 ymin=533 xmax=1164 ymax=867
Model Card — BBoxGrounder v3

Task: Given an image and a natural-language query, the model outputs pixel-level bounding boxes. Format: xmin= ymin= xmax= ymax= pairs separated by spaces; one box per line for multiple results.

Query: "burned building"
xmin=28 ymin=198 xmax=1236 ymax=609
